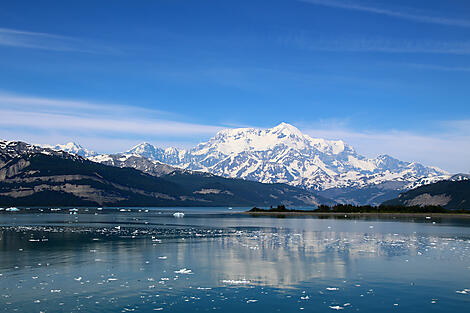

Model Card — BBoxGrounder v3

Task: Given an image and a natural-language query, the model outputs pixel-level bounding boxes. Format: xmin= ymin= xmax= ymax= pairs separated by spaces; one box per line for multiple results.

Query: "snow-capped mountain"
xmin=122 ymin=123 xmax=448 ymax=191
xmin=89 ymin=153 xmax=182 ymax=177
xmin=44 ymin=142 xmax=97 ymax=158
xmin=48 ymin=123 xmax=451 ymax=205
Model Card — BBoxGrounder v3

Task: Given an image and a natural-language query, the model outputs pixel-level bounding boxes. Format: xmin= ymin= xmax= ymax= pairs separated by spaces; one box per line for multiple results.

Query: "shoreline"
xmin=1 ymin=207 xmax=470 ymax=219
xmin=241 ymin=211 xmax=470 ymax=218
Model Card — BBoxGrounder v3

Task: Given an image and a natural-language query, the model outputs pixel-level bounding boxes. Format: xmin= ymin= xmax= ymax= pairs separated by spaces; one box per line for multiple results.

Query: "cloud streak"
xmin=300 ymin=0 xmax=470 ymax=27
xmin=404 ymin=63 xmax=470 ymax=72
xmin=282 ymin=35 xmax=470 ymax=55
xmin=0 ymin=109 xmax=223 ymax=136
xmin=0 ymin=93 xmax=224 ymax=152
xmin=0 ymin=27 xmax=116 ymax=53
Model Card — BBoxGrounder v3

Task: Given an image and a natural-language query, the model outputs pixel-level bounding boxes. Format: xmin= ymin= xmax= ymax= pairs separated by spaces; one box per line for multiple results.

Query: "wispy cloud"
xmin=300 ymin=0 xmax=470 ymax=27
xmin=282 ymin=35 xmax=470 ymax=55
xmin=0 ymin=27 xmax=116 ymax=53
xmin=0 ymin=92 xmax=172 ymax=118
xmin=404 ymin=63 xmax=470 ymax=72
xmin=0 ymin=109 xmax=222 ymax=136
xmin=0 ymin=93 xmax=224 ymax=152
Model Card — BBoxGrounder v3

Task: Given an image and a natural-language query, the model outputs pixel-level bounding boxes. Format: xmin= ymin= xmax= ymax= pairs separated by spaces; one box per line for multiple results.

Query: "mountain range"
xmin=51 ymin=123 xmax=450 ymax=205
xmin=0 ymin=140 xmax=330 ymax=207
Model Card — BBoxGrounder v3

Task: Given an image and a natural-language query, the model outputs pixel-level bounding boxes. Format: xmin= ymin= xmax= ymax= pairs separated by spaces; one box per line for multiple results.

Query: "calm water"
xmin=0 ymin=208 xmax=470 ymax=312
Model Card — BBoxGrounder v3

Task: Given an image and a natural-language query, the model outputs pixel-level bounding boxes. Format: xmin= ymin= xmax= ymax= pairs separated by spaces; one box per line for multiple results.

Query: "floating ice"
xmin=329 ymin=306 xmax=343 ymax=310
xmin=174 ymin=268 xmax=193 ymax=274
xmin=246 ymin=299 xmax=258 ymax=303
xmin=6 ymin=207 xmax=19 ymax=212
xmin=326 ymin=287 xmax=339 ymax=291
xmin=221 ymin=279 xmax=251 ymax=285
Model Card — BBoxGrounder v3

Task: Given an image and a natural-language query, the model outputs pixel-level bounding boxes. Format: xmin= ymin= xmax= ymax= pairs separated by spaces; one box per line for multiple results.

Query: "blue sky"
xmin=0 ymin=0 xmax=469 ymax=172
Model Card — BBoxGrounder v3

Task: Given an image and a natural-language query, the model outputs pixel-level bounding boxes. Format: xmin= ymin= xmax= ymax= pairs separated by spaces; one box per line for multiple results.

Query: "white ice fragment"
xmin=221 ymin=279 xmax=251 ymax=285
xmin=329 ymin=306 xmax=343 ymax=310
xmin=174 ymin=268 xmax=193 ymax=274
xmin=326 ymin=287 xmax=339 ymax=291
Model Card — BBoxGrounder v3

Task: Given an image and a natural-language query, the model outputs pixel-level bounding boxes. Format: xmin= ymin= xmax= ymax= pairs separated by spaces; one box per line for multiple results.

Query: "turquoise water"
xmin=0 ymin=208 xmax=469 ymax=312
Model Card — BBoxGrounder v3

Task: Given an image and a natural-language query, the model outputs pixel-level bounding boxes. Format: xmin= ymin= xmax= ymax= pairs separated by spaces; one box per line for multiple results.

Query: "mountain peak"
xmin=126 ymin=142 xmax=164 ymax=160
xmin=128 ymin=142 xmax=156 ymax=152
xmin=47 ymin=142 xmax=97 ymax=157
xmin=270 ymin=122 xmax=303 ymax=137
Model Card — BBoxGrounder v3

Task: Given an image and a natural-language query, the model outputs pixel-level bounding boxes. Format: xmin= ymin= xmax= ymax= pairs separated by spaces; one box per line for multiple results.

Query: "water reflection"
xmin=0 ymin=213 xmax=470 ymax=312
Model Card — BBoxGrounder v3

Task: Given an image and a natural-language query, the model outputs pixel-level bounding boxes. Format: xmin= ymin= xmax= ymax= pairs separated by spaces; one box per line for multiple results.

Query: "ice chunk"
xmin=174 ymin=268 xmax=193 ymax=274
xmin=221 ymin=279 xmax=251 ymax=285
xmin=329 ymin=306 xmax=343 ymax=310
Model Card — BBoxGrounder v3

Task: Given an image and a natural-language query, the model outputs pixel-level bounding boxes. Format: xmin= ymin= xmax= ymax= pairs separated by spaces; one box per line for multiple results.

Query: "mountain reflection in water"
xmin=0 ymin=210 xmax=470 ymax=312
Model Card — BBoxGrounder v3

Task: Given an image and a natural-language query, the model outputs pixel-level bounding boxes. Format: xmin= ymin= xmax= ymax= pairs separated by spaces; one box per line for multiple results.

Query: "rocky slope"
xmin=383 ymin=174 xmax=470 ymax=209
xmin=89 ymin=153 xmax=181 ymax=177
